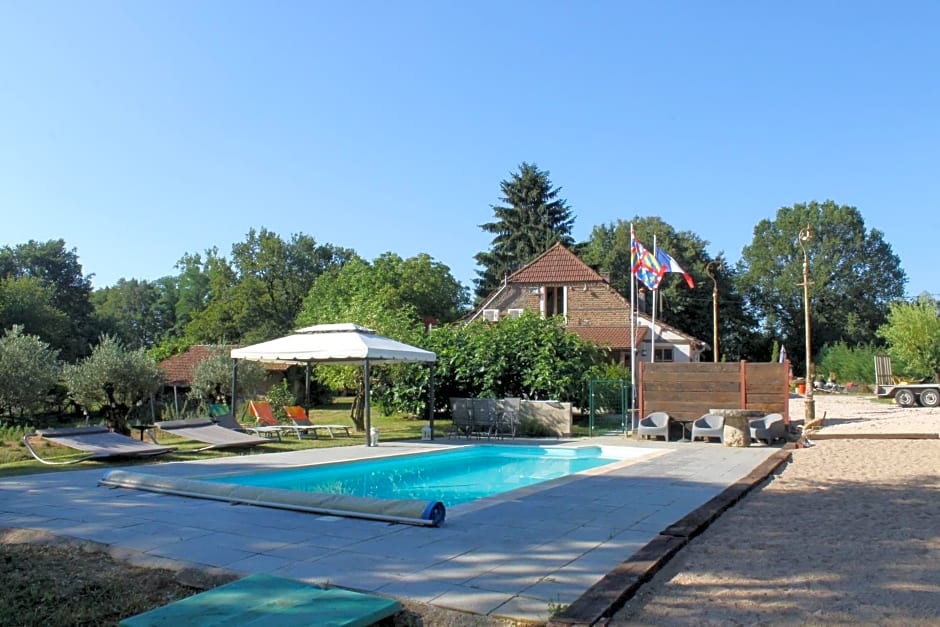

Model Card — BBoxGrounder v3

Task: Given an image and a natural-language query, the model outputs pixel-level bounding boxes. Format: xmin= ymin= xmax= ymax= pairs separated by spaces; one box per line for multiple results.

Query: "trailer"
xmin=874 ymin=355 xmax=940 ymax=407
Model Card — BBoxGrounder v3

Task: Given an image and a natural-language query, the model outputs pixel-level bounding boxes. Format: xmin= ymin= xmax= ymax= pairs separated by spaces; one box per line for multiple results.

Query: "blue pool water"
xmin=205 ymin=445 xmax=647 ymax=506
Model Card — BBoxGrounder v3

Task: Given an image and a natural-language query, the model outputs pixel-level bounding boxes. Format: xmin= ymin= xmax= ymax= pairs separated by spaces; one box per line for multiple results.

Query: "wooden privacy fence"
xmin=639 ymin=361 xmax=790 ymax=424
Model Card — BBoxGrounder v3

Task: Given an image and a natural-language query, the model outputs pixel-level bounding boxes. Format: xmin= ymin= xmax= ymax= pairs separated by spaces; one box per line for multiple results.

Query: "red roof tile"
xmin=160 ymin=345 xmax=216 ymax=386
xmin=570 ymin=326 xmax=648 ymax=351
xmin=508 ymin=243 xmax=602 ymax=285
xmin=159 ymin=344 xmax=288 ymax=386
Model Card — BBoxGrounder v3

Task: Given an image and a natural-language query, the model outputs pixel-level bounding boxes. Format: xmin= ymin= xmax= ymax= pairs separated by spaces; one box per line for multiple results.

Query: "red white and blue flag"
xmin=654 ymin=246 xmax=695 ymax=289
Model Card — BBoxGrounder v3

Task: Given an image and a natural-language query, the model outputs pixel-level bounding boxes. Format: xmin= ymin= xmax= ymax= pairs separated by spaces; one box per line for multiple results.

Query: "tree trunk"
xmin=350 ymin=387 xmax=365 ymax=431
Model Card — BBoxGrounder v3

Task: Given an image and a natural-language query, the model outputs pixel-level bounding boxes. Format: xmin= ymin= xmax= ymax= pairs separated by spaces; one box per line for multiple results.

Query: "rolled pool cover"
xmin=99 ymin=469 xmax=446 ymax=527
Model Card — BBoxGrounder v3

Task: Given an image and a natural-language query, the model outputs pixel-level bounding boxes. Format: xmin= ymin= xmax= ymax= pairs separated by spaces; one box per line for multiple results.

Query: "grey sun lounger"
xmin=23 ymin=426 xmax=175 ymax=465
xmin=154 ymin=418 xmax=270 ymax=451
xmin=210 ymin=413 xmax=285 ymax=441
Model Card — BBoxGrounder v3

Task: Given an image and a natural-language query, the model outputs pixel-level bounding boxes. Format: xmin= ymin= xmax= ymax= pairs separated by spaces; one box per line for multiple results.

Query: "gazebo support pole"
xmin=305 ymin=362 xmax=311 ymax=410
xmin=230 ymin=359 xmax=239 ymax=419
xmin=363 ymin=360 xmax=373 ymax=446
xmin=428 ymin=364 xmax=435 ymax=440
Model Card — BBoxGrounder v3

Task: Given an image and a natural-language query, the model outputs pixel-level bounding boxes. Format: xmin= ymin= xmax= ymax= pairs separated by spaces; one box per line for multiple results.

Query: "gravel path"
xmin=607 ymin=394 xmax=940 ymax=626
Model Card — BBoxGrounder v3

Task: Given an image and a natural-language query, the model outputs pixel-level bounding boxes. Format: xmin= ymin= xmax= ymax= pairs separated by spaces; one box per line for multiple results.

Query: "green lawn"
xmin=0 ymin=398 xmax=434 ymax=478
xmin=0 ymin=397 xmax=601 ymax=478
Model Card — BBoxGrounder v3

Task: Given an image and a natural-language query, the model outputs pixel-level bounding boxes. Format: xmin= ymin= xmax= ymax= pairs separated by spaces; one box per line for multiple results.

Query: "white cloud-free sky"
xmin=2 ymin=1 xmax=937 ymax=298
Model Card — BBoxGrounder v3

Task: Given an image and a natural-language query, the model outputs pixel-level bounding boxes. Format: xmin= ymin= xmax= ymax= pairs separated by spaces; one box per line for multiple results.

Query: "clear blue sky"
xmin=2 ymin=1 xmax=937 ymax=298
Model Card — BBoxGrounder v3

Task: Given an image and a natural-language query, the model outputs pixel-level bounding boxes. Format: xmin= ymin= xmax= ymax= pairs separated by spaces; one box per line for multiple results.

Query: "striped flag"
xmin=631 ymin=229 xmax=663 ymax=290
xmin=654 ymin=246 xmax=695 ymax=289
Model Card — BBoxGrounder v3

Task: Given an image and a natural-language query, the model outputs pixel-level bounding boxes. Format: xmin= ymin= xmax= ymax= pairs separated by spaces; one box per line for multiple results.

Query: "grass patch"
xmin=0 ymin=533 xmax=204 ymax=627
xmin=0 ymin=398 xmax=448 ymax=478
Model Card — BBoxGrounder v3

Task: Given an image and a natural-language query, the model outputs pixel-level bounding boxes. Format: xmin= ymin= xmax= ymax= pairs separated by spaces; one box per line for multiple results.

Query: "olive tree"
xmin=0 ymin=325 xmax=61 ymax=422
xmin=191 ymin=346 xmax=267 ymax=412
xmin=62 ymin=335 xmax=164 ymax=435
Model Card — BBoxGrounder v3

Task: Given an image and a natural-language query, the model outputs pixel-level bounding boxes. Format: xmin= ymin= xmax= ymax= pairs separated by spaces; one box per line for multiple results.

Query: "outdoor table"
xmin=708 ymin=409 xmax=764 ymax=447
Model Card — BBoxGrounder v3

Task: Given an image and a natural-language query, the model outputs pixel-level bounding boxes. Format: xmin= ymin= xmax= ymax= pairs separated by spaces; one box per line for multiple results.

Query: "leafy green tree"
xmin=0 ymin=276 xmax=71 ymax=351
xmin=374 ymin=253 xmax=470 ymax=324
xmin=62 ymin=335 xmax=164 ymax=434
xmin=296 ymin=256 xmax=433 ymax=427
xmin=92 ymin=278 xmax=175 ymax=350
xmin=737 ymin=200 xmax=906 ymax=371
xmin=424 ymin=313 xmax=606 ymax=409
xmin=877 ymin=296 xmax=940 ymax=381
xmin=579 ymin=217 xmax=760 ymax=360
xmin=0 ymin=325 xmax=61 ymax=422
xmin=179 ymin=248 xmax=241 ymax=344
xmin=171 ymin=251 xmax=213 ymax=334
xmin=0 ymin=239 xmax=96 ymax=360
xmin=474 ymin=163 xmax=574 ymax=300
xmin=184 ymin=229 xmax=355 ymax=344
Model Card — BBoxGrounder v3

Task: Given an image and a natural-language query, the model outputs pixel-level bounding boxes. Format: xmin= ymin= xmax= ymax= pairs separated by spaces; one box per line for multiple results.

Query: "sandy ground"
xmin=608 ymin=393 xmax=940 ymax=626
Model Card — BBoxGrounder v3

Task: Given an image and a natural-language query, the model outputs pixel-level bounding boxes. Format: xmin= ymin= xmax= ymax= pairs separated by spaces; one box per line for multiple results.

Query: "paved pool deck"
xmin=0 ymin=436 xmax=787 ymax=624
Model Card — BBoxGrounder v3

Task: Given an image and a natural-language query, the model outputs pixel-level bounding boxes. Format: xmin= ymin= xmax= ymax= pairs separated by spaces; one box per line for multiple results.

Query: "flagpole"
xmin=651 ymin=235 xmax=657 ymax=363
xmin=629 ymin=223 xmax=637 ymax=434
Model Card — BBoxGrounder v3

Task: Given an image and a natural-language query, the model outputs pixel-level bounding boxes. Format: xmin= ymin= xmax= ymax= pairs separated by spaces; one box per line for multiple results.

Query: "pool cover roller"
xmin=99 ymin=469 xmax=446 ymax=527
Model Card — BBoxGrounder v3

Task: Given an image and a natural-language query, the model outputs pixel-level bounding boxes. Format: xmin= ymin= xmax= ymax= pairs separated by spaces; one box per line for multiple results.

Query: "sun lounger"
xmin=154 ymin=418 xmax=269 ymax=451
xmin=248 ymin=401 xmax=317 ymax=439
xmin=210 ymin=412 xmax=284 ymax=441
xmin=285 ymin=405 xmax=352 ymax=438
xmin=23 ymin=426 xmax=174 ymax=465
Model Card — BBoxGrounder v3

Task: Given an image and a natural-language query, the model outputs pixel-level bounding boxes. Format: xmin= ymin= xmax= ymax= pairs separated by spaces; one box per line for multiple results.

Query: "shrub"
xmin=264 ymin=379 xmax=295 ymax=421
xmin=817 ymin=342 xmax=879 ymax=385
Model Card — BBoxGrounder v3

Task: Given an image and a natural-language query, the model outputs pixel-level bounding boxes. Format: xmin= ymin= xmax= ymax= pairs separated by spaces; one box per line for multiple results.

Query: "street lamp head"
xmin=705 ymin=260 xmax=724 ymax=278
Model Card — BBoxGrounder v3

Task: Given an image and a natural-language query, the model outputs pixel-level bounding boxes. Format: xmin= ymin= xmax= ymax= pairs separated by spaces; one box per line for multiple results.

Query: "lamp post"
xmin=798 ymin=225 xmax=815 ymax=422
xmin=705 ymin=260 xmax=722 ymax=362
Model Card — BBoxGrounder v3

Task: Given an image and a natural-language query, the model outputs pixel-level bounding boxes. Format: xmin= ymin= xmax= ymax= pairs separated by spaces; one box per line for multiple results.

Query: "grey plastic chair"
xmin=637 ymin=411 xmax=671 ymax=441
xmin=749 ymin=413 xmax=787 ymax=445
xmin=470 ymin=398 xmax=497 ymax=439
xmin=493 ymin=397 xmax=521 ymax=439
xmin=690 ymin=413 xmax=725 ymax=443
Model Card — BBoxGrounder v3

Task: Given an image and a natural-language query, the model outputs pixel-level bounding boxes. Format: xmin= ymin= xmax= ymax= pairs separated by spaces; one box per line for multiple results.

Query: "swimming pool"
xmin=99 ymin=444 xmax=657 ymax=526
xmin=203 ymin=444 xmax=650 ymax=506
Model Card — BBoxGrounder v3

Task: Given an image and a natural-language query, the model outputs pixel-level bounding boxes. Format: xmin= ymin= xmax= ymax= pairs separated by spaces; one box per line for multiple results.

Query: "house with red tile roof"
xmin=467 ymin=243 xmax=706 ymax=364
xmin=159 ymin=344 xmax=290 ymax=389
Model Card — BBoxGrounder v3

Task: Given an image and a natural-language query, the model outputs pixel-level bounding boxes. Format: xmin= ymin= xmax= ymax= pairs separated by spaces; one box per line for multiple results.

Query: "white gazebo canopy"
xmin=230 ymin=323 xmax=437 ymax=365
xmin=230 ymin=323 xmax=437 ymax=445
